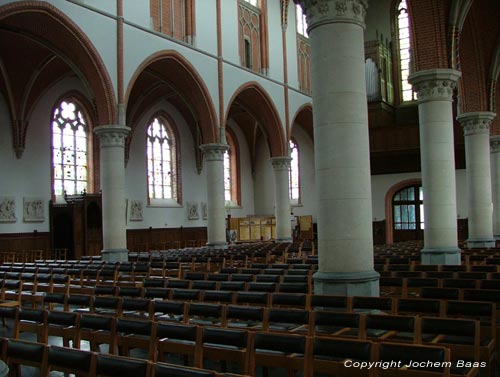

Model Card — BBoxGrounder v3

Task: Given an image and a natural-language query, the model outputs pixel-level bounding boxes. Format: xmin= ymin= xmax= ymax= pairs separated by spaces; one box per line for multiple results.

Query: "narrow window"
xmin=244 ymin=38 xmax=252 ymax=69
xmin=224 ymin=130 xmax=240 ymax=206
xmin=243 ymin=0 xmax=258 ymax=6
xmin=397 ymin=0 xmax=415 ymax=101
xmin=147 ymin=117 xmax=177 ymax=202
xmin=289 ymin=139 xmax=300 ymax=202
xmin=296 ymin=4 xmax=308 ymax=37
xmin=52 ymin=100 xmax=88 ymax=197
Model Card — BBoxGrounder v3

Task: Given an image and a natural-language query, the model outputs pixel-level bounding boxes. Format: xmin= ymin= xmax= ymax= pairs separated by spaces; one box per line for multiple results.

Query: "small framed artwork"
xmin=0 ymin=197 xmax=16 ymax=223
xmin=187 ymin=202 xmax=199 ymax=220
xmin=129 ymin=200 xmax=144 ymax=221
xmin=23 ymin=197 xmax=44 ymax=222
xmin=201 ymin=202 xmax=208 ymax=220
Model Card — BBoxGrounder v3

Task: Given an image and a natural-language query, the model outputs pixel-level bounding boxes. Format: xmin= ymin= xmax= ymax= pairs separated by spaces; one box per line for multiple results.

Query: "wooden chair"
xmin=95 ymin=353 xmax=151 ymax=377
xmin=225 ymin=305 xmax=265 ymax=330
xmin=46 ymin=310 xmax=80 ymax=348
xmin=121 ymin=297 xmax=153 ymax=319
xmin=309 ymin=294 xmax=349 ymax=312
xmin=156 ymin=322 xmax=202 ymax=367
xmin=249 ymin=331 xmax=310 ymax=377
xmin=2 ymin=337 xmax=47 ymax=377
xmin=310 ymin=336 xmax=374 ymax=377
xmin=17 ymin=307 xmax=48 ymax=343
xmin=46 ymin=345 xmax=96 ymax=377
xmin=363 ymin=313 xmax=417 ymax=343
xmin=263 ymin=307 xmax=310 ymax=334
xmin=311 ymin=310 xmax=364 ymax=338
xmin=152 ymin=300 xmax=186 ymax=323
xmin=234 ymin=292 xmax=270 ymax=307
xmin=202 ymin=290 xmax=234 ymax=304
xmin=376 ymin=342 xmax=451 ymax=377
xmin=419 ymin=316 xmax=481 ymax=371
xmin=152 ymin=361 xmax=217 ymax=377
xmin=115 ymin=317 xmax=157 ymax=361
xmin=187 ymin=302 xmax=226 ymax=326
xmin=351 ymin=296 xmax=394 ymax=314
xmin=78 ymin=313 xmax=117 ymax=354
xmin=201 ymin=327 xmax=253 ymax=375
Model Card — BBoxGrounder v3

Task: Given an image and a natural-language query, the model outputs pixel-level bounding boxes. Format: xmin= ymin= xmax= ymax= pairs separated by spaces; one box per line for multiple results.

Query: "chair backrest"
xmin=313 ymin=336 xmax=372 ymax=361
xmin=95 ymin=353 xmax=150 ymax=377
xmin=47 ymin=345 xmax=95 ymax=376
xmin=235 ymin=291 xmax=269 ymax=306
xmin=152 ymin=362 xmax=216 ymax=377
xmin=377 ymin=342 xmax=450 ymax=376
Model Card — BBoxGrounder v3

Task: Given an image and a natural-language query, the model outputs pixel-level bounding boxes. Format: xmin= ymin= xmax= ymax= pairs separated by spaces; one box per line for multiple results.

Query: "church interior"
xmin=1 ymin=0 xmax=500 ymax=376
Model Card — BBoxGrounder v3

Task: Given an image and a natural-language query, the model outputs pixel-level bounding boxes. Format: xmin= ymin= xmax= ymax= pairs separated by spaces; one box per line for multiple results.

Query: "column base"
xmin=275 ymin=237 xmax=293 ymax=243
xmin=101 ymin=248 xmax=129 ymax=262
xmin=466 ymin=238 xmax=496 ymax=248
xmin=421 ymin=247 xmax=461 ymax=265
xmin=313 ymin=270 xmax=380 ymax=296
xmin=206 ymin=241 xmax=228 ymax=250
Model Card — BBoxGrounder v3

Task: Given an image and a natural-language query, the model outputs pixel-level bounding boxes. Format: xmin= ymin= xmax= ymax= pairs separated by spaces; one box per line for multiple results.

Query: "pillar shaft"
xmin=271 ymin=157 xmax=292 ymax=242
xmin=458 ymin=112 xmax=495 ymax=248
xmin=491 ymin=136 xmax=500 ymax=240
xmin=298 ymin=0 xmax=378 ymax=296
xmin=408 ymin=69 xmax=462 ymax=264
xmin=200 ymin=144 xmax=228 ymax=248
xmin=94 ymin=124 xmax=130 ymax=262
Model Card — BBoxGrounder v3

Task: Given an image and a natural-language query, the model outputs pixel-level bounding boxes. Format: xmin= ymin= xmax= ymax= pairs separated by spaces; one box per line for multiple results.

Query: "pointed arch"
xmin=225 ymin=81 xmax=286 ymax=157
xmin=125 ymin=50 xmax=218 ymax=145
xmin=0 ymin=1 xmax=116 ymax=125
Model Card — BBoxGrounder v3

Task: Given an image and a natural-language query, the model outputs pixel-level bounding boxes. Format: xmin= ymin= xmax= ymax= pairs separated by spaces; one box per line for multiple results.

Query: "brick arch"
xmin=0 ymin=1 xmax=117 ymax=125
xmin=125 ymin=50 xmax=218 ymax=145
xmin=385 ymin=178 xmax=422 ymax=245
xmin=225 ymin=81 xmax=285 ymax=157
xmin=290 ymin=103 xmax=313 ymax=142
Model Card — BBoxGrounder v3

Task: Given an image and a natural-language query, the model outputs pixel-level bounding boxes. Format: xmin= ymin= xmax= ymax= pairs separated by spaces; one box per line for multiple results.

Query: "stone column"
xmin=298 ymin=0 xmax=379 ymax=296
xmin=408 ymin=69 xmax=462 ymax=264
xmin=94 ymin=124 xmax=130 ymax=262
xmin=490 ymin=136 xmax=500 ymax=240
xmin=457 ymin=112 xmax=495 ymax=248
xmin=200 ymin=143 xmax=229 ymax=248
xmin=271 ymin=157 xmax=293 ymax=242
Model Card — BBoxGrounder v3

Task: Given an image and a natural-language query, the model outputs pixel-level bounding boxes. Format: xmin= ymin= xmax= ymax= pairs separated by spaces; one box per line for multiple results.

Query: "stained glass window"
xmin=289 ymin=139 xmax=300 ymax=201
xmin=147 ymin=117 xmax=176 ymax=201
xmin=296 ymin=4 xmax=308 ymax=37
xmin=243 ymin=0 xmax=258 ymax=7
xmin=52 ymin=100 xmax=88 ymax=197
xmin=224 ymin=149 xmax=232 ymax=202
xmin=397 ymin=0 xmax=415 ymax=101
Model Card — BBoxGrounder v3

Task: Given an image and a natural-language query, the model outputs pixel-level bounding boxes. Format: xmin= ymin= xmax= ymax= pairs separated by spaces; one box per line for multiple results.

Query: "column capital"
xmin=271 ymin=156 xmax=292 ymax=170
xmin=457 ymin=112 xmax=496 ymax=137
xmin=296 ymin=0 xmax=368 ymax=32
xmin=491 ymin=135 xmax=500 ymax=153
xmin=408 ymin=69 xmax=461 ymax=103
xmin=94 ymin=124 xmax=130 ymax=147
xmin=199 ymin=143 xmax=229 ymax=161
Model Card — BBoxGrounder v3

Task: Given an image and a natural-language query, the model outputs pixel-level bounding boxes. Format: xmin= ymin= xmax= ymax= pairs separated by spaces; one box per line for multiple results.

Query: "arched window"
xmin=396 ymin=0 xmax=415 ymax=102
xmin=393 ymin=185 xmax=424 ymax=232
xmin=51 ymin=99 xmax=89 ymax=198
xmin=147 ymin=116 xmax=178 ymax=203
xmin=224 ymin=129 xmax=240 ymax=206
xmin=289 ymin=139 xmax=300 ymax=202
xmin=296 ymin=4 xmax=308 ymax=37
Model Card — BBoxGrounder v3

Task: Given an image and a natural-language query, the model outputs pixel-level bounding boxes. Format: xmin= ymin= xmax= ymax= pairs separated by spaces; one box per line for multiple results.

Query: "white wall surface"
xmin=0 ymin=77 xmax=87 ymax=233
